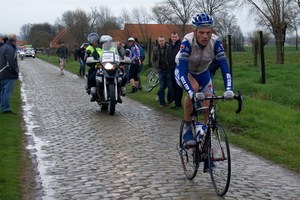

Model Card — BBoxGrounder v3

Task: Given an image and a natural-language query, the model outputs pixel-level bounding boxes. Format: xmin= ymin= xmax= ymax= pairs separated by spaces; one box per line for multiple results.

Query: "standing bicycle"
xmin=143 ymin=68 xmax=159 ymax=92
xmin=178 ymin=91 xmax=243 ymax=196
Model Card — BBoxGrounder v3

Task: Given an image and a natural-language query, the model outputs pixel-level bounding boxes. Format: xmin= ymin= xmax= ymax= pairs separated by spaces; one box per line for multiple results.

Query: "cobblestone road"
xmin=20 ymin=58 xmax=300 ymax=200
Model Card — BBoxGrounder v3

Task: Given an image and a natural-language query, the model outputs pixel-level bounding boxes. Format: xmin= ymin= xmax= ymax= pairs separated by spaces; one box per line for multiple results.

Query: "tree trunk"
xmin=274 ymin=28 xmax=284 ymax=64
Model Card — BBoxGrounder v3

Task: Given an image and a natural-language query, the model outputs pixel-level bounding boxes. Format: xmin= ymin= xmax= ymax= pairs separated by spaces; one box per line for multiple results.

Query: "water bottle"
xmin=196 ymin=123 xmax=206 ymax=144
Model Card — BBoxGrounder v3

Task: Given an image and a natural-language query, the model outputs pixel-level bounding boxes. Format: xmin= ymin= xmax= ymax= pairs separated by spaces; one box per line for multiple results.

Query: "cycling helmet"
xmin=87 ymin=33 xmax=100 ymax=44
xmin=192 ymin=14 xmax=214 ymax=29
xmin=100 ymin=35 xmax=113 ymax=43
xmin=128 ymin=37 xmax=135 ymax=42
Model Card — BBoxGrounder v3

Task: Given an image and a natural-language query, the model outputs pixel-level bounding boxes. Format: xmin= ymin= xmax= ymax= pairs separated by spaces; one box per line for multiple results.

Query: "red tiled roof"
xmin=50 ymin=29 xmax=68 ymax=48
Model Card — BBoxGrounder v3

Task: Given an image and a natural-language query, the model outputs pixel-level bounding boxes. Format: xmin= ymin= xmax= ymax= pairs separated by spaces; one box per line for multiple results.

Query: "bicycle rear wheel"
xmin=144 ymin=69 xmax=159 ymax=92
xmin=208 ymin=122 xmax=231 ymax=196
xmin=178 ymin=120 xmax=199 ymax=180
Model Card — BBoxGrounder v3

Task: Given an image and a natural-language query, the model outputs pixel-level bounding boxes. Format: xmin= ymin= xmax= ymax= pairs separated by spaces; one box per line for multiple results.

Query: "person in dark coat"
xmin=168 ymin=31 xmax=183 ymax=110
xmin=0 ymin=34 xmax=19 ymax=114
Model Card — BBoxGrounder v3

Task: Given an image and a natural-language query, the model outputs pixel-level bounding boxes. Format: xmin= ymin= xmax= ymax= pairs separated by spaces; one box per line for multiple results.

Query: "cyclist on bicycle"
xmin=175 ymin=13 xmax=234 ymax=146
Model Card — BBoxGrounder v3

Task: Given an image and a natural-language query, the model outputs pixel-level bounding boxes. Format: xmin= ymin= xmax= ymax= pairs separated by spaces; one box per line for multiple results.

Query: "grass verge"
xmin=0 ymin=81 xmax=32 ymax=199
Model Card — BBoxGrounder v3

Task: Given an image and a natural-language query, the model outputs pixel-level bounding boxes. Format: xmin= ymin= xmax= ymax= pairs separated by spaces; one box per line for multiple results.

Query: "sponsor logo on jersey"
xmin=180 ymin=44 xmax=185 ymax=51
xmin=226 ymin=73 xmax=232 ymax=87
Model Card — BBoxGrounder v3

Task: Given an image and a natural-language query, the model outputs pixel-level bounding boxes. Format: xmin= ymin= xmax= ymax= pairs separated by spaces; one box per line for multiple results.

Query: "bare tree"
xmin=19 ymin=24 xmax=32 ymax=41
xmin=129 ymin=7 xmax=152 ymax=42
xmin=236 ymin=0 xmax=297 ymax=64
xmin=61 ymin=9 xmax=91 ymax=44
xmin=151 ymin=0 xmax=197 ymax=36
xmin=151 ymin=6 xmax=172 ymax=24
xmin=92 ymin=6 xmax=121 ymax=35
xmin=248 ymin=30 xmax=271 ymax=66
xmin=28 ymin=23 xmax=56 ymax=48
xmin=53 ymin=17 xmax=65 ymax=36
xmin=194 ymin=0 xmax=234 ymax=15
xmin=89 ymin=7 xmax=102 ymax=33
xmin=213 ymin=12 xmax=244 ymax=51
xmin=118 ymin=8 xmax=132 ymax=29
xmin=286 ymin=8 xmax=300 ymax=49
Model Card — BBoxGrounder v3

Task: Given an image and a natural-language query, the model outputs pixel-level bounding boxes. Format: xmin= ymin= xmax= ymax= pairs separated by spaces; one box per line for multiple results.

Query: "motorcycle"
xmin=86 ymin=42 xmax=125 ymax=115
xmin=19 ymin=50 xmax=25 ymax=60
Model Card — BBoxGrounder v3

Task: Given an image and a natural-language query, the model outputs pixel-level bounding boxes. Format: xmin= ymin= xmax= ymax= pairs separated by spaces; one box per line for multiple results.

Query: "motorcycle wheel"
xmin=108 ymin=84 xmax=116 ymax=115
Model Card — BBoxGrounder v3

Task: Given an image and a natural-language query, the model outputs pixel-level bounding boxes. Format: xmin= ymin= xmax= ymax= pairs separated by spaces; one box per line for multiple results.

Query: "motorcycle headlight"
xmin=104 ymin=63 xmax=116 ymax=70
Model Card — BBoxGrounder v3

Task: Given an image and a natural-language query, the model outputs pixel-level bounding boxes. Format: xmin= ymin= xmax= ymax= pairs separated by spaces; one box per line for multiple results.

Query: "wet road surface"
xmin=19 ymin=58 xmax=300 ymax=199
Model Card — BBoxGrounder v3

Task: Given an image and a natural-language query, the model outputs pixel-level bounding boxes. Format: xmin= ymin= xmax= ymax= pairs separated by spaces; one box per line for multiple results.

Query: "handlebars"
xmin=193 ymin=90 xmax=244 ymax=114
xmin=234 ymin=91 xmax=243 ymax=114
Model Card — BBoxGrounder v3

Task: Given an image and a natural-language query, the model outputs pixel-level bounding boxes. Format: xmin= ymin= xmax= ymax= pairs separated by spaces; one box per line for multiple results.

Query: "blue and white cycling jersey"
xmin=175 ymin=32 xmax=232 ymax=96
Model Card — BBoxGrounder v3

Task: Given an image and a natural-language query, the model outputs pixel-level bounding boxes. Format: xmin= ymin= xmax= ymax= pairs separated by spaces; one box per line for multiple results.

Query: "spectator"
xmin=0 ymin=34 xmax=19 ymax=114
xmin=56 ymin=42 xmax=69 ymax=75
xmin=121 ymin=41 xmax=127 ymax=50
xmin=134 ymin=38 xmax=145 ymax=90
xmin=0 ymin=37 xmax=8 ymax=47
xmin=0 ymin=37 xmax=10 ymax=103
xmin=73 ymin=45 xmax=78 ymax=60
xmin=169 ymin=31 xmax=183 ymax=110
xmin=115 ymin=41 xmax=125 ymax=59
xmin=45 ymin=47 xmax=50 ymax=57
xmin=152 ymin=35 xmax=173 ymax=108
xmin=123 ymin=48 xmax=131 ymax=84
xmin=127 ymin=37 xmax=140 ymax=93
xmin=77 ymin=44 xmax=88 ymax=77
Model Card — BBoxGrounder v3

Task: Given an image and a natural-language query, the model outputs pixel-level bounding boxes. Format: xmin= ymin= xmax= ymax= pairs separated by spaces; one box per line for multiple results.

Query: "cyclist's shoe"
xmin=183 ymin=130 xmax=196 ymax=146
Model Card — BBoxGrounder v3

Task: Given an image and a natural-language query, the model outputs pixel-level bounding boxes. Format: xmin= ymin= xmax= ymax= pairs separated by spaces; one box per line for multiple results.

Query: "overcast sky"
xmin=1 ymin=0 xmax=254 ymax=37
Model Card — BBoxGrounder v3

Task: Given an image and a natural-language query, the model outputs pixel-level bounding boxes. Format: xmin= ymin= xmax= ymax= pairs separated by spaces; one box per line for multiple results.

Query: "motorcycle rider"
xmin=86 ymin=34 xmax=126 ymax=102
xmin=85 ymin=33 xmax=102 ymax=99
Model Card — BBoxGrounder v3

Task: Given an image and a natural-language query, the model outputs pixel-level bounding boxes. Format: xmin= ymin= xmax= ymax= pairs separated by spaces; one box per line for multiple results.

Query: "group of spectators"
xmin=152 ymin=31 xmax=183 ymax=109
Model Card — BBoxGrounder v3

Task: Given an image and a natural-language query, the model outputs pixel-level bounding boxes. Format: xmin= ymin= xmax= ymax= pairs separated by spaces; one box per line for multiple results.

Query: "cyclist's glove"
xmin=224 ymin=90 xmax=234 ymax=100
xmin=189 ymin=92 xmax=205 ymax=102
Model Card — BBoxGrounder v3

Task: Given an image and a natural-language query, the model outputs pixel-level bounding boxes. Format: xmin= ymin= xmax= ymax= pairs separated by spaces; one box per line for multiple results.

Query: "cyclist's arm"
xmin=215 ymin=40 xmax=233 ymax=91
xmin=177 ymin=41 xmax=195 ymax=98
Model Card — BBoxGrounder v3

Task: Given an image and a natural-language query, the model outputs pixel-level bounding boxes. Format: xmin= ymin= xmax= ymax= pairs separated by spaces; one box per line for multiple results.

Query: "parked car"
xmin=25 ymin=48 xmax=35 ymax=58
xmin=36 ymin=48 xmax=43 ymax=53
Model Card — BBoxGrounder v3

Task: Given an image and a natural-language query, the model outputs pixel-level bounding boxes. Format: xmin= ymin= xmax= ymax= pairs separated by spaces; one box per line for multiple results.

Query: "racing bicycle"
xmin=177 ymin=91 xmax=243 ymax=196
xmin=143 ymin=68 xmax=159 ymax=92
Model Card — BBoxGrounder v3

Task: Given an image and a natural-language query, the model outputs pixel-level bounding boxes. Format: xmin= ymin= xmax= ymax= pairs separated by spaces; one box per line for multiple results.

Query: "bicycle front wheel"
xmin=208 ymin=123 xmax=231 ymax=196
xmin=178 ymin=120 xmax=199 ymax=180
xmin=143 ymin=69 xmax=159 ymax=92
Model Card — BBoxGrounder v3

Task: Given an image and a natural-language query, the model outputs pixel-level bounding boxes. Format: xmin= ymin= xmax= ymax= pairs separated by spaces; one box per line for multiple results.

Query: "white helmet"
xmin=100 ymin=35 xmax=113 ymax=43
xmin=128 ymin=37 xmax=135 ymax=42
